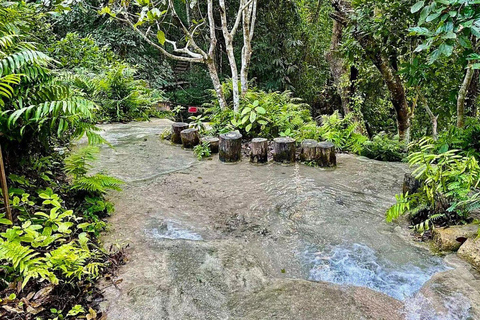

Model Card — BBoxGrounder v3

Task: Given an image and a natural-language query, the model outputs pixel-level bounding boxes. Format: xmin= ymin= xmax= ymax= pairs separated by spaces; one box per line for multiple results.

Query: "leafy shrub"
xmin=0 ymin=10 xmax=100 ymax=166
xmin=316 ymin=112 xmax=368 ymax=153
xmin=361 ymin=133 xmax=406 ymax=162
xmin=49 ymin=32 xmax=116 ymax=71
xmin=65 ymin=64 xmax=164 ymax=122
xmin=433 ymin=118 xmax=480 ymax=157
xmin=193 ymin=142 xmax=212 ymax=160
xmin=386 ymin=138 xmax=480 ymax=231
xmin=207 ymin=89 xmax=312 ymax=139
xmin=1 ymin=190 xmax=105 ymax=288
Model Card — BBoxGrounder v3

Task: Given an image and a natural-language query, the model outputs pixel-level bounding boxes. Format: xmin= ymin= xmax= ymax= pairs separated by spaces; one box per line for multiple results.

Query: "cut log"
xmin=180 ymin=128 xmax=200 ymax=148
xmin=219 ymin=131 xmax=243 ymax=162
xmin=300 ymin=139 xmax=319 ymax=162
xmin=202 ymin=136 xmax=220 ymax=153
xmin=171 ymin=122 xmax=189 ymax=144
xmin=317 ymin=142 xmax=336 ymax=167
xmin=273 ymin=137 xmax=296 ymax=163
xmin=250 ymin=138 xmax=268 ymax=163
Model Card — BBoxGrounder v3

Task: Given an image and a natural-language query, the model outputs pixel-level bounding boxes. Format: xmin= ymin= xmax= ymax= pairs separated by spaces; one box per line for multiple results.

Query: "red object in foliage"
xmin=188 ymin=106 xmax=198 ymax=113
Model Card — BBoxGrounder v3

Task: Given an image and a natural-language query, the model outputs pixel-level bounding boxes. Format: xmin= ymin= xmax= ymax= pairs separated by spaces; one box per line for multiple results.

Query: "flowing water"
xmin=86 ymin=119 xmax=480 ymax=320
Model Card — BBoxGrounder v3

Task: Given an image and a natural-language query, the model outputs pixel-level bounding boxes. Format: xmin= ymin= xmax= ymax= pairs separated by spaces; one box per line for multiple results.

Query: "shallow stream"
xmin=88 ymin=119 xmax=480 ymax=320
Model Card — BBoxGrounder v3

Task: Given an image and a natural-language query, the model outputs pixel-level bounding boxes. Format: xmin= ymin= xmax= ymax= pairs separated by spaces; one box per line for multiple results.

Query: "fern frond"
xmin=0 ymin=240 xmax=58 ymax=287
xmin=73 ymin=174 xmax=123 ymax=194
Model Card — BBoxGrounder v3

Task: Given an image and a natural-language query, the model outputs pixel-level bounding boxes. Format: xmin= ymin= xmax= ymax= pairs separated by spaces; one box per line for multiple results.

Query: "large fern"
xmin=0 ymin=239 xmax=58 ymax=288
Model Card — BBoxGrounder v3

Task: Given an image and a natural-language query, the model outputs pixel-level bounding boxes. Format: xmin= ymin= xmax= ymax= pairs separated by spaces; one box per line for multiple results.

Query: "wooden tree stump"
xmin=180 ymin=128 xmax=200 ymax=148
xmin=273 ymin=137 xmax=296 ymax=163
xmin=250 ymin=138 xmax=268 ymax=163
xmin=202 ymin=136 xmax=220 ymax=153
xmin=317 ymin=141 xmax=336 ymax=167
xmin=171 ymin=122 xmax=189 ymax=144
xmin=219 ymin=131 xmax=243 ymax=162
xmin=300 ymin=139 xmax=319 ymax=162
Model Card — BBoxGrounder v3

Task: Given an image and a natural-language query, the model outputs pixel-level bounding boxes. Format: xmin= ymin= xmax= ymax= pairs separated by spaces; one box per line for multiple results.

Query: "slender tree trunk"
xmin=467 ymin=69 xmax=479 ymax=117
xmin=457 ymin=64 xmax=475 ymax=128
xmin=207 ymin=60 xmax=227 ymax=109
xmin=240 ymin=0 xmax=257 ymax=96
xmin=219 ymin=0 xmax=240 ymax=112
xmin=376 ymin=54 xmax=410 ymax=140
xmin=419 ymin=93 xmax=438 ymax=140
xmin=225 ymin=38 xmax=241 ymax=112
xmin=326 ymin=20 xmax=351 ymax=115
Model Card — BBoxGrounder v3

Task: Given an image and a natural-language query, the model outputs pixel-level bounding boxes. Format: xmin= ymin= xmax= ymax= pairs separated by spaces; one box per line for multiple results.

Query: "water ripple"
xmin=305 ymin=243 xmax=448 ymax=301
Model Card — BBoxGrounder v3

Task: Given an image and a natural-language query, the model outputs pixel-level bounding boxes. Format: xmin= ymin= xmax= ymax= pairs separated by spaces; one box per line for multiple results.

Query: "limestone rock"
xmin=433 ymin=224 xmax=478 ymax=252
xmin=458 ymin=238 xmax=480 ymax=271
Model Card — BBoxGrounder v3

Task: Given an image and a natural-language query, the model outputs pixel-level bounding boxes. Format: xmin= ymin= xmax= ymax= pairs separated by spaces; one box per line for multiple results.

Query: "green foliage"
xmin=0 ymin=190 xmax=104 ymax=288
xmin=433 ymin=118 xmax=480 ymax=157
xmin=317 ymin=112 xmax=368 ymax=153
xmin=231 ymin=100 xmax=268 ymax=134
xmin=0 ymin=2 xmax=101 ymax=167
xmin=193 ymin=142 xmax=212 ymax=160
xmin=49 ymin=32 xmax=116 ymax=71
xmin=361 ymin=133 xmax=406 ymax=161
xmin=410 ymin=0 xmax=480 ymax=66
xmin=189 ymin=115 xmax=207 ymax=134
xmin=65 ymin=146 xmax=123 ymax=194
xmin=208 ymin=89 xmax=312 ymax=140
xmin=386 ymin=137 xmax=480 ymax=230
xmin=65 ymin=63 xmax=163 ymax=122
xmin=386 ymin=193 xmax=410 ymax=223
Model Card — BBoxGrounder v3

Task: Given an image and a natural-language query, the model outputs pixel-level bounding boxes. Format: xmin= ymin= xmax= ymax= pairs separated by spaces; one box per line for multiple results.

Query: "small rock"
xmin=433 ymin=224 xmax=478 ymax=252
xmin=458 ymin=238 xmax=480 ymax=271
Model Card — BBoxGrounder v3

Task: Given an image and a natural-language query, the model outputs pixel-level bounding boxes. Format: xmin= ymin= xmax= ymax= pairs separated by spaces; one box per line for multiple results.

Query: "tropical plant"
xmin=387 ymin=138 xmax=480 ymax=231
xmin=64 ymin=63 xmax=163 ymax=122
xmin=361 ymin=133 xmax=406 ymax=162
xmin=0 ymin=190 xmax=104 ymax=288
xmin=65 ymin=146 xmax=123 ymax=194
xmin=0 ymin=3 xmax=101 ymax=167
xmin=193 ymin=142 xmax=212 ymax=160
xmin=317 ymin=112 xmax=368 ymax=153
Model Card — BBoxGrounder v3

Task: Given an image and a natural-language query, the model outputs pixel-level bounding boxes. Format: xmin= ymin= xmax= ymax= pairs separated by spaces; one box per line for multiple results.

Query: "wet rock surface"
xmin=433 ymin=225 xmax=478 ymax=252
xmin=458 ymin=238 xmax=480 ymax=272
xmin=86 ymin=119 xmax=479 ymax=319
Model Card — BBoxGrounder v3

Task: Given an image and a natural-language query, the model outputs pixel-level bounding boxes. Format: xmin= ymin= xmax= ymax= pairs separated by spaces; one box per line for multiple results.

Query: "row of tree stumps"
xmin=170 ymin=122 xmax=336 ymax=167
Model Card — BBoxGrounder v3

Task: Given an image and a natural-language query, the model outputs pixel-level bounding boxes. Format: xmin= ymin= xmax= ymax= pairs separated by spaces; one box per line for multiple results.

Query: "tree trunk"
xmin=219 ymin=0 xmax=240 ymax=112
xmin=240 ymin=0 xmax=257 ymax=96
xmin=458 ymin=64 xmax=475 ymax=128
xmin=330 ymin=0 xmax=410 ymax=140
xmin=326 ymin=20 xmax=351 ymax=116
xmin=180 ymin=128 xmax=200 ymax=148
xmin=419 ymin=94 xmax=438 ymax=140
xmin=467 ymin=69 xmax=479 ymax=117
xmin=172 ymin=122 xmax=189 ymax=144
xmin=250 ymin=138 xmax=268 ymax=163
xmin=206 ymin=60 xmax=227 ymax=110
xmin=273 ymin=137 xmax=296 ymax=163
xmin=219 ymin=131 xmax=243 ymax=162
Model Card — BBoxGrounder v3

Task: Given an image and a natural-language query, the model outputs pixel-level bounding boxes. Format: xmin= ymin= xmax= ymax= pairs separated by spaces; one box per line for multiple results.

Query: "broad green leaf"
xmin=250 ymin=112 xmax=257 ymax=123
xmin=256 ymin=106 xmax=266 ymax=114
xmin=411 ymin=1 xmax=425 ymax=13
xmin=157 ymin=30 xmax=166 ymax=45
xmin=241 ymin=107 xmax=252 ymax=115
